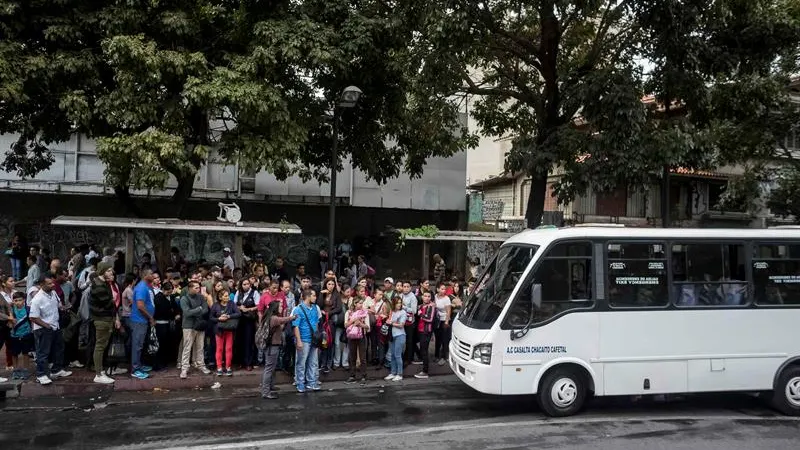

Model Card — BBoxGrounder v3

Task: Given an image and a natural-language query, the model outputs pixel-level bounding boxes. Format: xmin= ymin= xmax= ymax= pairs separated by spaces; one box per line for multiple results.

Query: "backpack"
xmin=255 ymin=315 xmax=276 ymax=351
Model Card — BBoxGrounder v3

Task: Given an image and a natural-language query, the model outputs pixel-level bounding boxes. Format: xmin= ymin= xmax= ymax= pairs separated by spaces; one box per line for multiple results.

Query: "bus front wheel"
xmin=771 ymin=366 xmax=800 ymax=416
xmin=537 ymin=368 xmax=587 ymax=417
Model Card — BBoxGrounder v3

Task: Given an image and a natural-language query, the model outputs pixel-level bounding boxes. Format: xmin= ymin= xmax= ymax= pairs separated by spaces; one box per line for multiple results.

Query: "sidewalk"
xmin=2 ymin=361 xmax=454 ymax=399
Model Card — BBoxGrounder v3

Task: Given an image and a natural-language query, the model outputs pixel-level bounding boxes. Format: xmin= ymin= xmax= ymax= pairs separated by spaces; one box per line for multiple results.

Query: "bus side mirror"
xmin=532 ymin=283 xmax=542 ymax=309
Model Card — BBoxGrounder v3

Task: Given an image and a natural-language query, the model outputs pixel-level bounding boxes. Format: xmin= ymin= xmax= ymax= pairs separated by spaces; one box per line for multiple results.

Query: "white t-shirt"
xmin=435 ymin=295 xmax=452 ymax=322
xmin=224 ymin=255 xmax=235 ymax=272
xmin=30 ymin=289 xmax=60 ymax=331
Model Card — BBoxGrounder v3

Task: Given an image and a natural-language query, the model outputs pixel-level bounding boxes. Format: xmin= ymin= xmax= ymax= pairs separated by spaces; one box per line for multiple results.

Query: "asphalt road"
xmin=1 ymin=375 xmax=798 ymax=450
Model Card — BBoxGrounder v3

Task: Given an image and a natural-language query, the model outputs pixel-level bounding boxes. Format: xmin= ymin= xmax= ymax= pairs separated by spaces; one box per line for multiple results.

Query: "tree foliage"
xmin=0 ymin=0 xmax=473 ymax=216
xmin=410 ymin=0 xmax=800 ymax=226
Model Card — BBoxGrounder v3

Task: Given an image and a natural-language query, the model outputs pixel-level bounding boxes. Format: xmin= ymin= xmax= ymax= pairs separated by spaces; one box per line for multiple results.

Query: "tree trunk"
xmin=171 ymin=174 xmax=195 ymax=219
xmin=524 ymin=168 xmax=549 ymax=228
xmin=114 ymin=185 xmax=145 ymax=218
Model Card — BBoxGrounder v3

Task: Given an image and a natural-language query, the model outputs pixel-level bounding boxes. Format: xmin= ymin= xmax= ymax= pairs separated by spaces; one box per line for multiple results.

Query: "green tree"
xmin=410 ymin=0 xmax=800 ymax=227
xmin=0 ymin=0 xmax=473 ymax=217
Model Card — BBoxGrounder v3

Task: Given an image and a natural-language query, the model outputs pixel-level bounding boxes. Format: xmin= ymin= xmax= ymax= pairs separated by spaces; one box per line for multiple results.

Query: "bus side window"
xmin=673 ymin=243 xmax=748 ymax=307
xmin=502 ymin=242 xmax=593 ymax=328
xmin=607 ymin=242 xmax=668 ymax=308
xmin=753 ymin=243 xmax=800 ymax=306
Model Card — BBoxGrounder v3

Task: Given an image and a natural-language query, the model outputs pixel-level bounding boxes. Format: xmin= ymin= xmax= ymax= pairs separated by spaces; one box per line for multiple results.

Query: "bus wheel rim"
xmin=551 ymin=377 xmax=578 ymax=408
xmin=786 ymin=376 xmax=800 ymax=407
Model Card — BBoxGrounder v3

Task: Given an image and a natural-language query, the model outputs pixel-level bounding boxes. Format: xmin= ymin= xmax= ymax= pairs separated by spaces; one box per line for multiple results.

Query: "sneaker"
xmin=360 ymin=376 xmax=367 ymax=386
xmin=224 ymin=369 xmax=233 ymax=377
xmin=216 ymin=369 xmax=224 ymax=377
xmin=414 ymin=372 xmax=429 ymax=379
xmin=93 ymin=374 xmax=115 ymax=384
xmin=36 ymin=375 xmax=52 ymax=385
xmin=345 ymin=376 xmax=357 ymax=384
xmin=262 ymin=392 xmax=279 ymax=400
xmin=140 ymin=365 xmax=153 ymax=373
xmin=392 ymin=375 xmax=403 ymax=382
xmin=131 ymin=370 xmax=149 ymax=380
xmin=50 ymin=370 xmax=72 ymax=379
xmin=199 ymin=366 xmax=211 ymax=375
xmin=311 ymin=384 xmax=322 ymax=391
xmin=179 ymin=370 xmax=188 ymax=379
xmin=296 ymin=386 xmax=305 ymax=393
xmin=107 ymin=368 xmax=128 ymax=376
xmin=437 ymin=358 xmax=446 ymax=366
xmin=384 ymin=374 xmax=395 ymax=381
xmin=412 ymin=360 xmax=423 ymax=365
xmin=69 ymin=360 xmax=85 ymax=369
xmin=0 ymin=377 xmax=7 ymax=383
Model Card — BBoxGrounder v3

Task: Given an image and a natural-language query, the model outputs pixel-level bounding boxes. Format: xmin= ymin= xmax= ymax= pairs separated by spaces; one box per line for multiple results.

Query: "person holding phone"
xmin=384 ymin=297 xmax=407 ymax=382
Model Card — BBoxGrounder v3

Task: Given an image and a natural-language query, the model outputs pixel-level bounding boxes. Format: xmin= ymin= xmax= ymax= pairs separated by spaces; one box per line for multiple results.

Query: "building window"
xmin=239 ymin=168 xmax=256 ymax=194
xmin=607 ymin=242 xmax=669 ymax=307
xmin=672 ymin=243 xmax=748 ymax=306
xmin=753 ymin=243 xmax=800 ymax=305
xmin=502 ymin=242 xmax=593 ymax=328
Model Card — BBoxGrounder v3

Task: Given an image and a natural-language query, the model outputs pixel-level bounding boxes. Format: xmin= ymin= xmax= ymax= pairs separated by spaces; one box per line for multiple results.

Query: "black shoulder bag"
xmin=299 ymin=305 xmax=323 ymax=348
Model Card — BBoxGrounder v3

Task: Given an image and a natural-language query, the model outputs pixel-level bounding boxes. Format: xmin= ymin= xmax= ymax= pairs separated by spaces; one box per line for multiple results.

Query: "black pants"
xmin=280 ymin=327 xmax=295 ymax=374
xmin=418 ymin=332 xmax=432 ymax=373
xmin=154 ymin=323 xmax=172 ymax=370
xmin=404 ymin=324 xmax=419 ymax=362
xmin=241 ymin=319 xmax=256 ymax=367
xmin=434 ymin=322 xmax=451 ymax=360
xmin=33 ymin=328 xmax=65 ymax=377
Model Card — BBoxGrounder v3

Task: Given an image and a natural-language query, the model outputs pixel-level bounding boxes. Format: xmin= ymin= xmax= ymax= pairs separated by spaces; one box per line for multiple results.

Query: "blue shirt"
xmin=291 ymin=303 xmax=320 ymax=344
xmin=130 ymin=281 xmax=155 ymax=324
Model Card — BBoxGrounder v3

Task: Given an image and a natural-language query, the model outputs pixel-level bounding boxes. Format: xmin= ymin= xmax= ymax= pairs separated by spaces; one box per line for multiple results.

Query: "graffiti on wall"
xmin=466 ymin=239 xmax=502 ymax=276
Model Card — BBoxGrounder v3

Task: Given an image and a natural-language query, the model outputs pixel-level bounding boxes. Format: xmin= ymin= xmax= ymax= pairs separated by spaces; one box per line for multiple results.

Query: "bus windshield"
xmin=459 ymin=244 xmax=539 ymax=329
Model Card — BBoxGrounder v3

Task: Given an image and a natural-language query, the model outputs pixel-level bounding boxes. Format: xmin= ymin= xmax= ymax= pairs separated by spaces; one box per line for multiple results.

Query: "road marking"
xmin=146 ymin=414 xmax=800 ymax=450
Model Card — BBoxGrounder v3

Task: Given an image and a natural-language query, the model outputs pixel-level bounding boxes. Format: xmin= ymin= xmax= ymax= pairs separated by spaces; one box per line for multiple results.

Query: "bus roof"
xmin=503 ymin=226 xmax=800 ymax=247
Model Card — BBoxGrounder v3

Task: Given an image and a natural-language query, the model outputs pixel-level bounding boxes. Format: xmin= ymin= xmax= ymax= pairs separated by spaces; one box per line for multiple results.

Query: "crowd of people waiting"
xmin=0 ymin=239 xmax=475 ymax=400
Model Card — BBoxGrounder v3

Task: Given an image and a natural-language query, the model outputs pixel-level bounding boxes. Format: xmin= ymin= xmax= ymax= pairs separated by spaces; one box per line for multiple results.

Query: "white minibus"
xmin=450 ymin=225 xmax=800 ymax=416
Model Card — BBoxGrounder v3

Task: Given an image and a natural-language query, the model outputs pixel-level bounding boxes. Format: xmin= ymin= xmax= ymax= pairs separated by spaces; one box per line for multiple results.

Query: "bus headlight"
xmin=471 ymin=344 xmax=492 ymax=365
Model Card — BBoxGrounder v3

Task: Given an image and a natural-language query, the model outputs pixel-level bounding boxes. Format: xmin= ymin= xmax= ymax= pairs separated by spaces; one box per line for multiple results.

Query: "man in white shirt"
xmin=29 ymin=274 xmax=72 ymax=385
xmin=222 ymin=247 xmax=235 ymax=273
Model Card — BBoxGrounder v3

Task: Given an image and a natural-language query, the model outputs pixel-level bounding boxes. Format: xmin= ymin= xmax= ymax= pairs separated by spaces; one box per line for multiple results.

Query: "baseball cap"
xmin=223 ymin=247 xmax=231 ymax=252
xmin=384 ymin=277 xmax=394 ymax=284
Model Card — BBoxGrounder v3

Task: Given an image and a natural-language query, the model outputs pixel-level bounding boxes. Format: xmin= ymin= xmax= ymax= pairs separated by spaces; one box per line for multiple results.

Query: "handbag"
xmin=217 ymin=304 xmax=239 ymax=330
xmin=299 ymin=304 xmax=323 ymax=348
xmin=107 ymin=332 xmax=127 ymax=364
xmin=147 ymin=326 xmax=159 ymax=355
xmin=241 ymin=290 xmax=257 ymax=319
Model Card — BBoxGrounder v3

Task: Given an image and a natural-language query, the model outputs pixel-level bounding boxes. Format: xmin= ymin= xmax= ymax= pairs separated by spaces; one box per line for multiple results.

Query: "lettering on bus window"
xmin=672 ymin=243 xmax=748 ymax=307
xmin=607 ymin=242 xmax=668 ymax=307
xmin=502 ymin=242 xmax=593 ymax=329
xmin=753 ymin=244 xmax=800 ymax=305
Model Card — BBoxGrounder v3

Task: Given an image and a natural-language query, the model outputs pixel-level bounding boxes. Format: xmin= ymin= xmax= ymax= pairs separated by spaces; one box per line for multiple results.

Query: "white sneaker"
xmin=180 ymin=370 xmax=188 ymax=379
xmin=0 ymin=377 xmax=8 ymax=383
xmin=93 ymin=374 xmax=115 ymax=384
xmin=108 ymin=368 xmax=128 ymax=376
xmin=50 ymin=370 xmax=72 ymax=379
xmin=392 ymin=375 xmax=403 ymax=382
xmin=384 ymin=374 xmax=395 ymax=381
xmin=37 ymin=375 xmax=52 ymax=385
xmin=199 ymin=366 xmax=211 ymax=375
xmin=69 ymin=360 xmax=85 ymax=368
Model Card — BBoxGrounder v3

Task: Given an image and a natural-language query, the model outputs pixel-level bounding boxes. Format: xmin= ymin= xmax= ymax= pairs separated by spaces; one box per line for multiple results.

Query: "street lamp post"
xmin=328 ymin=86 xmax=362 ymax=273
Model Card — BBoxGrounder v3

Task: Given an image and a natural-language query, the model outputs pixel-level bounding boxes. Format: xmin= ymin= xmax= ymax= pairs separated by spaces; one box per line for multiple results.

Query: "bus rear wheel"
xmin=771 ymin=366 xmax=800 ymax=416
xmin=538 ymin=368 xmax=587 ymax=417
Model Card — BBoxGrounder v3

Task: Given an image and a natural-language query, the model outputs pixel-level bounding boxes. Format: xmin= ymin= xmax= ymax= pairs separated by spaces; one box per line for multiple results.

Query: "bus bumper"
xmin=449 ymin=344 xmax=501 ymax=395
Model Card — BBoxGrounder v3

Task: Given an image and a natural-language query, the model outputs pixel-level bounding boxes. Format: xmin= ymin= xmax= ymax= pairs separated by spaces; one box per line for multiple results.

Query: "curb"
xmin=10 ymin=363 xmax=454 ymax=399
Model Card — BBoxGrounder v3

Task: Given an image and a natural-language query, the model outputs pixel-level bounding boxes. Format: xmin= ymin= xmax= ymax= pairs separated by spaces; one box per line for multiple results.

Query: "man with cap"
xmin=383 ymin=277 xmax=395 ymax=302
xmin=222 ymin=248 xmax=235 ymax=274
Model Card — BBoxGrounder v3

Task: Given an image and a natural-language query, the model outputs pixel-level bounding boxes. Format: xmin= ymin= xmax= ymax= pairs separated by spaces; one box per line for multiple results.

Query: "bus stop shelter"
xmin=50 ymin=216 xmax=302 ymax=272
xmin=400 ymin=230 xmax=515 ymax=280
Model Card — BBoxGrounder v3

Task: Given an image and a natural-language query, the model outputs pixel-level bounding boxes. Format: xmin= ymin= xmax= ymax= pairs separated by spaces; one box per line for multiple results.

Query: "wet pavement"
xmin=1 ymin=375 xmax=798 ymax=450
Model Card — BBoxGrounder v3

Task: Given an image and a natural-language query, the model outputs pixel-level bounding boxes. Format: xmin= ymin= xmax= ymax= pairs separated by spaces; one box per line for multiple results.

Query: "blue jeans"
xmin=294 ymin=342 xmax=319 ymax=390
xmin=390 ymin=334 xmax=406 ymax=376
xmin=130 ymin=321 xmax=149 ymax=372
xmin=10 ymin=257 xmax=22 ymax=280
xmin=33 ymin=328 xmax=65 ymax=377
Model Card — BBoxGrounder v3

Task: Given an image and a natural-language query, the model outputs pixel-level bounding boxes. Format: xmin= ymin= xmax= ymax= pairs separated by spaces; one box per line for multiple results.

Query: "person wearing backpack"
xmin=344 ymin=296 xmax=370 ymax=385
xmin=259 ymin=300 xmax=296 ymax=399
xmin=414 ymin=291 xmax=436 ymax=379
xmin=291 ymin=289 xmax=321 ymax=393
